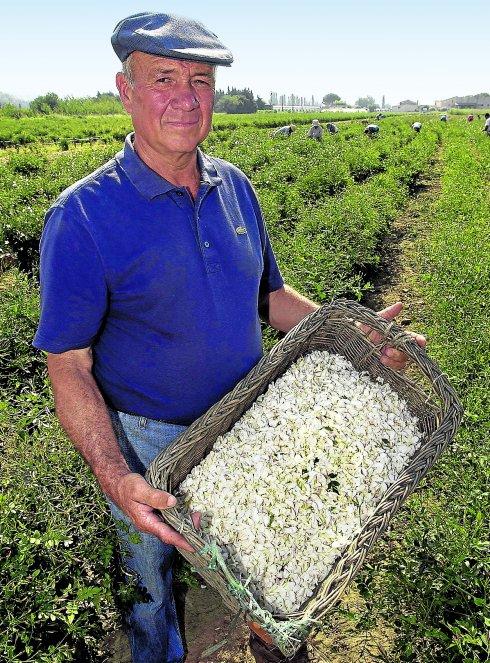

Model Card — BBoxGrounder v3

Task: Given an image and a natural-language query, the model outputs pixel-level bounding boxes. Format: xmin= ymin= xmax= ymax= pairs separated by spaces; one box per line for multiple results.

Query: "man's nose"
xmin=171 ymin=84 xmax=200 ymax=110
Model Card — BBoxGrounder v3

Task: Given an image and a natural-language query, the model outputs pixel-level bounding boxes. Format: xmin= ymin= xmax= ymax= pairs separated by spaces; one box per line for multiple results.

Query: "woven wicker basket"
xmin=146 ymin=299 xmax=463 ymax=656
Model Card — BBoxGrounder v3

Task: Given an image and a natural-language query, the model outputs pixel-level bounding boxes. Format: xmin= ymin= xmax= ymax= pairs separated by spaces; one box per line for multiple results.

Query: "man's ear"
xmin=116 ymin=73 xmax=133 ymax=114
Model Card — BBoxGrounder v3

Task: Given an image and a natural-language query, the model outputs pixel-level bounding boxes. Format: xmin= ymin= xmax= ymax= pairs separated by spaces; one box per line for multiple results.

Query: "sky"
xmin=2 ymin=0 xmax=489 ymax=107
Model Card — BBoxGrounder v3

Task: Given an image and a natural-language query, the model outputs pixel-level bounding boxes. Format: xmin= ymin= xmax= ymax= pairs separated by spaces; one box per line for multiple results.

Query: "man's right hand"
xmin=115 ymin=473 xmax=200 ymax=552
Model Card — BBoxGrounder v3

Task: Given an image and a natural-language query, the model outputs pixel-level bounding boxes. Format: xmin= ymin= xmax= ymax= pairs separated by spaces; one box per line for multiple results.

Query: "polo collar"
xmin=116 ymin=133 xmax=222 ymax=200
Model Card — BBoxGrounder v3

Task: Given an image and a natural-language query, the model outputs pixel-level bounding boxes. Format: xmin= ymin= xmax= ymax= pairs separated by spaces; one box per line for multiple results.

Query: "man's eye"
xmin=194 ymin=79 xmax=211 ymax=87
xmin=156 ymin=77 xmax=172 ymax=83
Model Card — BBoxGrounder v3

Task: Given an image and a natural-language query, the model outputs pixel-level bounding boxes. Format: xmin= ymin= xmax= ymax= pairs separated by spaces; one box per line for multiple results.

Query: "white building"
xmin=397 ymin=99 xmax=419 ymax=112
xmin=435 ymin=93 xmax=490 ymax=109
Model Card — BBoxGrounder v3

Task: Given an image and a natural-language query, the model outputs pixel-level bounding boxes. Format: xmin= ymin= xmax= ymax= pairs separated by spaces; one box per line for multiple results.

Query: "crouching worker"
xmin=307 ymin=119 xmax=323 ymax=141
xmin=483 ymin=112 xmax=490 ymax=136
xmin=273 ymin=124 xmax=296 ymax=137
xmin=364 ymin=123 xmax=380 ymax=137
xmin=412 ymin=121 xmax=422 ymax=132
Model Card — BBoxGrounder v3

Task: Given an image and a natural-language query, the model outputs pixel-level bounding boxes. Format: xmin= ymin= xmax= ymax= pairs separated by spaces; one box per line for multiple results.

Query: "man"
xmin=272 ymin=123 xmax=295 ymax=137
xmin=364 ymin=123 xmax=380 ymax=137
xmin=440 ymin=114 xmax=448 ymax=122
xmin=306 ymin=119 xmax=323 ymax=141
xmin=326 ymin=122 xmax=339 ymax=134
xmin=467 ymin=114 xmax=474 ymax=122
xmin=412 ymin=121 xmax=422 ymax=133
xmin=483 ymin=112 xmax=490 ymax=135
xmin=33 ymin=11 xmax=425 ymax=663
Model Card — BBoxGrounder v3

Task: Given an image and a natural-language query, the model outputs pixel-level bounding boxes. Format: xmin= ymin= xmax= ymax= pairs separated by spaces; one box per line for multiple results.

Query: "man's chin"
xmin=159 ymin=139 xmax=202 ymax=155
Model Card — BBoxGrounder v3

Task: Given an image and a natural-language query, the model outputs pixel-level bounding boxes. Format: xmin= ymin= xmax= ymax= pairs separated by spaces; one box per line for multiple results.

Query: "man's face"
xmin=116 ymin=52 xmax=215 ymax=159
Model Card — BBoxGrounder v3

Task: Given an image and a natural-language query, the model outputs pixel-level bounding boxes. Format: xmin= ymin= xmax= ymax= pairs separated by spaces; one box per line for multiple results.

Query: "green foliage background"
xmin=0 ymin=112 xmax=488 ymax=661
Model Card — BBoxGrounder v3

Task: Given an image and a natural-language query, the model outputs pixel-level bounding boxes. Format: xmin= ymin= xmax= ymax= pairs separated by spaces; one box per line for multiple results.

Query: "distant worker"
xmin=306 ymin=119 xmax=323 ymax=141
xmin=412 ymin=122 xmax=422 ymax=133
xmin=483 ymin=113 xmax=490 ymax=136
xmin=467 ymin=114 xmax=474 ymax=122
xmin=375 ymin=113 xmax=385 ymax=120
xmin=326 ymin=122 xmax=339 ymax=134
xmin=440 ymin=114 xmax=448 ymax=122
xmin=364 ymin=124 xmax=380 ymax=137
xmin=273 ymin=124 xmax=295 ymax=137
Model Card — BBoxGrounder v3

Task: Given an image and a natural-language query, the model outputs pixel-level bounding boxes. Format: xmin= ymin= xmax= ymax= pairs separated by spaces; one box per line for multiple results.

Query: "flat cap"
xmin=111 ymin=12 xmax=233 ymax=66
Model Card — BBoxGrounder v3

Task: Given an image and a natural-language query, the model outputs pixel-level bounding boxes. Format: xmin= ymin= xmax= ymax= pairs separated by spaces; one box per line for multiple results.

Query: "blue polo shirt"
xmin=33 ymin=134 xmax=283 ymax=424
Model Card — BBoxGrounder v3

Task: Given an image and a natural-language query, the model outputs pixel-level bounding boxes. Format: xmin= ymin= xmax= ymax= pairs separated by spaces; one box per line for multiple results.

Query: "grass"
xmin=351 ymin=121 xmax=490 ymax=662
xmin=0 ymin=114 xmax=487 ymax=661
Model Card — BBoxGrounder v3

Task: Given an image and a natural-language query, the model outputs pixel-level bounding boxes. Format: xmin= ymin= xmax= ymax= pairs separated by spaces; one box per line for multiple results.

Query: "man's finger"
xmin=191 ymin=511 xmax=201 ymax=529
xmin=134 ymin=506 xmax=196 ymax=552
xmin=132 ymin=478 xmax=177 ymax=510
xmin=146 ymin=517 xmax=196 ymax=552
xmin=381 ymin=346 xmax=407 ymax=362
xmin=356 ymin=302 xmax=403 ymax=340
xmin=408 ymin=331 xmax=427 ymax=348
xmin=142 ymin=487 xmax=177 ymax=510
xmin=380 ymin=355 xmax=407 ymax=370
xmin=119 ymin=473 xmax=177 ymax=510
xmin=377 ymin=301 xmax=403 ymax=322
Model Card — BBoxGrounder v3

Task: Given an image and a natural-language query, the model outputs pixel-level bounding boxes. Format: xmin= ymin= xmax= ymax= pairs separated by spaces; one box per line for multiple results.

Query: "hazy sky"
xmin=2 ymin=0 xmax=488 ymax=106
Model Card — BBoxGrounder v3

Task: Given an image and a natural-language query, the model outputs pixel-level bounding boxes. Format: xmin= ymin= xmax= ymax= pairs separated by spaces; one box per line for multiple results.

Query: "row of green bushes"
xmin=0 ymin=117 xmax=434 ymax=276
xmin=354 ymin=122 xmax=490 ymax=661
xmin=0 ymin=110 xmax=379 ymax=147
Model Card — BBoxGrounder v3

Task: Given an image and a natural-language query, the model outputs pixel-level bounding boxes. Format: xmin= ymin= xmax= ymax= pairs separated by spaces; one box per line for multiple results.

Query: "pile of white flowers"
xmin=180 ymin=350 xmax=421 ymax=615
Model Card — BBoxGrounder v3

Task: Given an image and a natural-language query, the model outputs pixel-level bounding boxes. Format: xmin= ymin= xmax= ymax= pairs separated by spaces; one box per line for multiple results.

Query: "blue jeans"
xmin=108 ymin=409 xmax=188 ymax=663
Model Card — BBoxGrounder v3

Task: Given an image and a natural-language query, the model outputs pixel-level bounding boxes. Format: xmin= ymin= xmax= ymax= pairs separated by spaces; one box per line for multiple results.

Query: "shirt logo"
xmin=235 ymin=226 xmax=247 ymax=235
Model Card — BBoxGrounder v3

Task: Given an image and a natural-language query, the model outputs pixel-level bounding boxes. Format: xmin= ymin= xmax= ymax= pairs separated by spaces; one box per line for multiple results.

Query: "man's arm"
xmin=265 ymin=285 xmax=426 ymax=371
xmin=47 ymin=348 xmax=197 ymax=551
xmin=266 ymin=284 xmax=319 ymax=332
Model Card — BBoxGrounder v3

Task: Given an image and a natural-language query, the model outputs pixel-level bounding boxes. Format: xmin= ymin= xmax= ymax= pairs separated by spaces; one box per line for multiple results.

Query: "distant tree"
xmin=322 ymin=93 xmax=341 ymax=106
xmin=59 ymin=94 xmax=123 ymax=115
xmin=355 ymin=96 xmax=377 ymax=112
xmin=214 ymin=87 xmax=260 ymax=113
xmin=256 ymin=96 xmax=272 ymax=111
xmin=30 ymin=92 xmax=60 ymax=114
xmin=214 ymin=94 xmax=258 ymax=114
xmin=96 ymin=91 xmax=118 ymax=99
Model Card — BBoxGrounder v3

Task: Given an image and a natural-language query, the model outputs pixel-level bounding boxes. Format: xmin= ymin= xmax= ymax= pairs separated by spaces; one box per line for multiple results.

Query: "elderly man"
xmin=306 ymin=119 xmax=323 ymax=141
xmin=33 ymin=11 xmax=424 ymax=663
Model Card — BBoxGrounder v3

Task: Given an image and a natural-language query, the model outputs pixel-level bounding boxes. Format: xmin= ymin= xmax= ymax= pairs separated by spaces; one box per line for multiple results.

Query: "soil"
xmin=104 ymin=157 xmax=442 ymax=663
xmin=361 ymin=159 xmax=441 ymax=317
xmin=103 ymin=582 xmax=395 ymax=663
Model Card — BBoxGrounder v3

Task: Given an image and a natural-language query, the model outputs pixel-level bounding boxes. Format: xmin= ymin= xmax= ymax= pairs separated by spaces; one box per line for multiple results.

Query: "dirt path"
xmin=361 ymin=155 xmax=441 ymax=317
xmin=105 ymin=155 xmax=443 ymax=663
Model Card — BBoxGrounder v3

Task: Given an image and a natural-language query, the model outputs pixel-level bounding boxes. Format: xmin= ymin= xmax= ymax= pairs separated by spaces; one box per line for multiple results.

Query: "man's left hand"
xmin=360 ymin=302 xmax=426 ymax=371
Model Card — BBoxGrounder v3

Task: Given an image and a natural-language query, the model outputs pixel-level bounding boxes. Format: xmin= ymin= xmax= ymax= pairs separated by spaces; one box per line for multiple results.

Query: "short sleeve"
xmin=33 ymin=204 xmax=108 ymax=353
xmin=247 ymin=184 xmax=284 ymax=298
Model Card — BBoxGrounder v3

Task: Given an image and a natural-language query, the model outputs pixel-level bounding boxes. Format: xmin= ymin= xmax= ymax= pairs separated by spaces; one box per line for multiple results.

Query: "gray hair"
xmin=121 ymin=53 xmax=216 ymax=88
xmin=121 ymin=53 xmax=135 ymax=86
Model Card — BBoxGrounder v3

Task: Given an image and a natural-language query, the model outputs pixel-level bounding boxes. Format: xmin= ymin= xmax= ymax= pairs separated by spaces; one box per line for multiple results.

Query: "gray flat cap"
xmin=111 ymin=12 xmax=233 ymax=66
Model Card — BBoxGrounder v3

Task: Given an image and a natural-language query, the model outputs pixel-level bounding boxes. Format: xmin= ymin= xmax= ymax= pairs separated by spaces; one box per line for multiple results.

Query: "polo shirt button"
xmin=175 ymin=190 xmax=184 ymax=196
xmin=203 ymin=241 xmax=210 ymax=248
